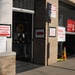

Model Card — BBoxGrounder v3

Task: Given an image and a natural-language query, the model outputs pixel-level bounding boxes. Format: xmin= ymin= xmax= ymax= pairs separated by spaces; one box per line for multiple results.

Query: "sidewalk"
xmin=17 ymin=57 xmax=75 ymax=75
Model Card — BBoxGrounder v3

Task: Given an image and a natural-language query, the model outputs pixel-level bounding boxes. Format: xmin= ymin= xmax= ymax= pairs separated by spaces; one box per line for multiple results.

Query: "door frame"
xmin=13 ymin=7 xmax=34 ymax=14
xmin=13 ymin=7 xmax=34 ymax=61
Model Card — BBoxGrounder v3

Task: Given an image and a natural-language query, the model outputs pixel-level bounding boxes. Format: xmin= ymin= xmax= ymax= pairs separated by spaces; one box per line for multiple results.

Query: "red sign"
xmin=35 ymin=29 xmax=44 ymax=38
xmin=37 ymin=32 xmax=44 ymax=35
xmin=67 ymin=19 xmax=75 ymax=32
xmin=0 ymin=25 xmax=10 ymax=37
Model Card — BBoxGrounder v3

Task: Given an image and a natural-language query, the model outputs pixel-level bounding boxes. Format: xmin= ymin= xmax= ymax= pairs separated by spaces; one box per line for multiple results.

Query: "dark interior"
xmin=66 ymin=34 xmax=75 ymax=56
xmin=12 ymin=12 xmax=32 ymax=62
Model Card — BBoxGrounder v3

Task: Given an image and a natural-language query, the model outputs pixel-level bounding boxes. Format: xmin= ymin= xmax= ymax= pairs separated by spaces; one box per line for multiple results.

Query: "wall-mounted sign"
xmin=49 ymin=27 xmax=56 ymax=37
xmin=35 ymin=29 xmax=44 ymax=38
xmin=0 ymin=37 xmax=7 ymax=52
xmin=0 ymin=25 xmax=11 ymax=37
xmin=51 ymin=5 xmax=56 ymax=18
xmin=48 ymin=4 xmax=56 ymax=18
xmin=67 ymin=19 xmax=75 ymax=32
xmin=58 ymin=27 xmax=65 ymax=42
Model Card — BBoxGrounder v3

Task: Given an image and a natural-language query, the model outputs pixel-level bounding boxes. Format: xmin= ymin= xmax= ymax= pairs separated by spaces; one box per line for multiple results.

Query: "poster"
xmin=0 ymin=37 xmax=7 ymax=52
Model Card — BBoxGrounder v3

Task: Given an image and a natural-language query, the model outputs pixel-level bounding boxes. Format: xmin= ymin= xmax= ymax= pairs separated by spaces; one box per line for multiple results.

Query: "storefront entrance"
xmin=66 ymin=34 xmax=75 ymax=56
xmin=12 ymin=12 xmax=33 ymax=62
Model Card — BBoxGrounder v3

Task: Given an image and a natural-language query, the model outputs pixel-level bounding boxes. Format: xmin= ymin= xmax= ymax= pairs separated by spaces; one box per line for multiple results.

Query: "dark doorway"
xmin=66 ymin=34 xmax=75 ymax=56
xmin=12 ymin=12 xmax=32 ymax=62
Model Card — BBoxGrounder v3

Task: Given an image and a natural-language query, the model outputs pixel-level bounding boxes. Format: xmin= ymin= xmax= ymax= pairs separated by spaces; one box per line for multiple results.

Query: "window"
xmin=13 ymin=0 xmax=34 ymax=10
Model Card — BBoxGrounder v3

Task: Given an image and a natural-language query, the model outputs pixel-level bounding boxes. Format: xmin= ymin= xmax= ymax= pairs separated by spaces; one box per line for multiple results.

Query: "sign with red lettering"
xmin=51 ymin=5 xmax=56 ymax=18
xmin=0 ymin=25 xmax=10 ymax=37
xmin=48 ymin=4 xmax=56 ymax=18
xmin=35 ymin=29 xmax=44 ymax=38
xmin=58 ymin=27 xmax=65 ymax=42
xmin=67 ymin=19 xmax=75 ymax=32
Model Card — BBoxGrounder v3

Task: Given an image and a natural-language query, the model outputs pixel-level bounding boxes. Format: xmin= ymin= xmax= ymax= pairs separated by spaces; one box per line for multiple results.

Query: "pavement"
xmin=17 ymin=56 xmax=75 ymax=75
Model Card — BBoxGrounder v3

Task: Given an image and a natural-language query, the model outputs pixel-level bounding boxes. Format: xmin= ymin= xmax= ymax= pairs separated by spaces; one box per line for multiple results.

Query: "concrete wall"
xmin=0 ymin=0 xmax=13 ymax=52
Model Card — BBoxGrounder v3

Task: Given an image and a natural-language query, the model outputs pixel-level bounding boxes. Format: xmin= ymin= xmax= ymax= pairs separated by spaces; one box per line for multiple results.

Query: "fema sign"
xmin=0 ymin=25 xmax=11 ymax=37
xmin=58 ymin=27 xmax=65 ymax=42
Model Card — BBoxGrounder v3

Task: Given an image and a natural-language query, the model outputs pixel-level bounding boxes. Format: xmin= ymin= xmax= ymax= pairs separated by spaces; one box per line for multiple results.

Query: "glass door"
xmin=13 ymin=12 xmax=32 ymax=61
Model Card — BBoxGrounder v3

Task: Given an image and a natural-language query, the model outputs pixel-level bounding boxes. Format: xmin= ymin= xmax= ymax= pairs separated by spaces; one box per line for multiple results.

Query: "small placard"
xmin=49 ymin=27 xmax=56 ymax=37
xmin=35 ymin=29 xmax=45 ymax=38
xmin=0 ymin=37 xmax=7 ymax=52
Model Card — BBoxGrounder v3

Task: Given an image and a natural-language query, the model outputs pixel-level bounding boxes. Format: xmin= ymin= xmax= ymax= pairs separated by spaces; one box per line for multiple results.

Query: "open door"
xmin=12 ymin=12 xmax=33 ymax=62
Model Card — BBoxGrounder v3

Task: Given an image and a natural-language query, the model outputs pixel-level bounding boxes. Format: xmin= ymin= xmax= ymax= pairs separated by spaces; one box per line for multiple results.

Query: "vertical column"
xmin=0 ymin=1 xmax=16 ymax=75
xmin=45 ymin=0 xmax=58 ymax=65
xmin=0 ymin=0 xmax=13 ymax=52
xmin=34 ymin=0 xmax=46 ymax=65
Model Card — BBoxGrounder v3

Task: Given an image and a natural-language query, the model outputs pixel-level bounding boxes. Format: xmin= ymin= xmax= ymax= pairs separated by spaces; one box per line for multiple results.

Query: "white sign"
xmin=58 ymin=27 xmax=65 ymax=42
xmin=49 ymin=27 xmax=56 ymax=37
xmin=0 ymin=25 xmax=10 ymax=37
xmin=35 ymin=29 xmax=44 ymax=38
xmin=51 ymin=5 xmax=56 ymax=18
xmin=48 ymin=4 xmax=56 ymax=18
xmin=0 ymin=37 xmax=7 ymax=52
